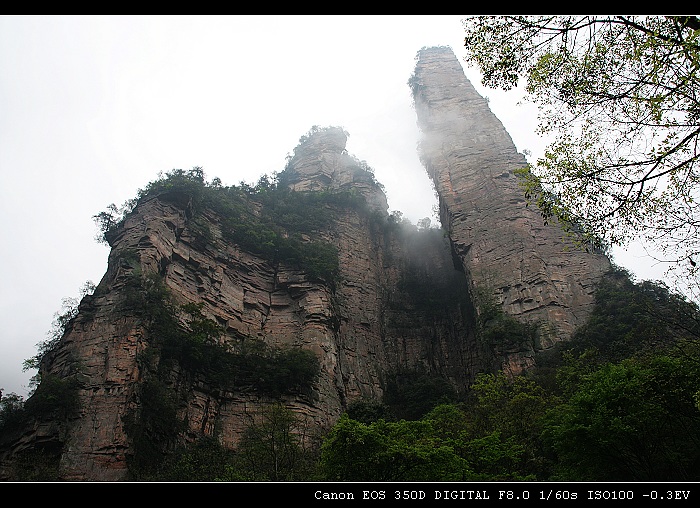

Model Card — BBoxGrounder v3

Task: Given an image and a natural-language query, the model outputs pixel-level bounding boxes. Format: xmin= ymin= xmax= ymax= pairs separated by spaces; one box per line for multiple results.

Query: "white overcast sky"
xmin=0 ymin=15 xmax=670 ymax=398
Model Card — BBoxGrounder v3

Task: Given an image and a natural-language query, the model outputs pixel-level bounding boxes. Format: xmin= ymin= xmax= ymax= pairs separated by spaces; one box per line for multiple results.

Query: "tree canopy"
xmin=462 ymin=15 xmax=700 ymax=297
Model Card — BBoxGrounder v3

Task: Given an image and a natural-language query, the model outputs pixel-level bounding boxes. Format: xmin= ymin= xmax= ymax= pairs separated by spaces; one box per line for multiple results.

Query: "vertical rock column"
xmin=411 ymin=46 xmax=611 ymax=361
xmin=282 ymin=127 xmax=391 ymax=401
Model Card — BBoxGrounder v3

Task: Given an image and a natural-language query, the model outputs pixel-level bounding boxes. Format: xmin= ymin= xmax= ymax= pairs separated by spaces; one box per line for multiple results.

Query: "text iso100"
xmin=587 ymin=490 xmax=691 ymax=500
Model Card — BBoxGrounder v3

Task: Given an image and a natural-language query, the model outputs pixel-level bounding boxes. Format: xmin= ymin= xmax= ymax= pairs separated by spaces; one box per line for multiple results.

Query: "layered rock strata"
xmin=411 ymin=46 xmax=611 ymax=373
xmin=0 ymin=48 xmax=614 ymax=481
xmin=0 ymin=127 xmax=477 ymax=481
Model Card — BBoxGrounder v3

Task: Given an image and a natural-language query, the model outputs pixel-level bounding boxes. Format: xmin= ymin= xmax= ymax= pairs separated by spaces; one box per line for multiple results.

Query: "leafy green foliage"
xmin=198 ymin=339 xmax=320 ymax=397
xmin=472 ymin=285 xmax=540 ymax=359
xmin=479 ymin=313 xmax=539 ymax=352
xmin=0 ymin=283 xmax=94 ymax=480
xmin=319 ymin=413 xmax=473 ymax=481
xmin=121 ymin=272 xmax=321 ymax=477
xmin=0 ymin=376 xmax=80 ymax=481
xmin=515 ymin=166 xmax=608 ymax=253
xmin=95 ymin=166 xmax=365 ymax=282
xmin=23 ymin=374 xmax=80 ymax=421
xmin=543 ymin=353 xmax=700 ymax=481
xmin=320 ymin=399 xmax=541 ymax=482
xmin=317 ymin=270 xmax=700 ymax=482
xmin=466 ymin=373 xmax=556 ymax=479
xmin=346 ymin=398 xmax=395 ymax=424
xmin=127 ymin=273 xmax=320 ymax=397
xmin=23 ymin=280 xmax=95 ymax=390
xmin=0 ymin=392 xmax=28 ymax=438
xmin=7 ymin=266 xmax=697 ymax=482
xmin=138 ymin=403 xmax=320 ymax=481
xmin=164 ymin=318 xmax=320 ymax=396
xmin=423 ymin=402 xmax=535 ymax=481
xmin=383 ymin=369 xmax=458 ymax=421
xmin=0 ymin=376 xmax=80 ymax=448
xmin=224 ymin=403 xmax=320 ymax=481
xmin=34 ymin=120 xmax=700 ymax=481
xmin=568 ymin=266 xmax=700 ymax=364
xmin=4 ymin=448 xmax=62 ymax=481
xmin=93 ymin=201 xmax=137 ymax=245
xmin=468 ymin=373 xmax=551 ymax=439
xmin=155 ymin=437 xmax=236 ymax=482
xmin=461 ymin=16 xmax=700 ymax=293
xmin=123 ymin=377 xmax=185 ymax=479
xmin=541 ymin=271 xmax=700 ymax=480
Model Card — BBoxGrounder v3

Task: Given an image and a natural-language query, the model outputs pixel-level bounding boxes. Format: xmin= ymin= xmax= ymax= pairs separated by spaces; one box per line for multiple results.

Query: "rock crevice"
xmin=0 ymin=47 xmax=612 ymax=481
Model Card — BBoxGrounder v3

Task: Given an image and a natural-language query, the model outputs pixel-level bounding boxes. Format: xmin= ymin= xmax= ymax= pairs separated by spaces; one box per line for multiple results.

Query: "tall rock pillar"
xmin=411 ymin=46 xmax=611 ymax=370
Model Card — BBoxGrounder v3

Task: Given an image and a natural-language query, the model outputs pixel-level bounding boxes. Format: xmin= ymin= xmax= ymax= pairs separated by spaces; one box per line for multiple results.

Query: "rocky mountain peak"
xmin=0 ymin=47 xmax=615 ymax=481
xmin=413 ymin=46 xmax=612 ymax=364
xmin=281 ymin=125 xmax=389 ymax=214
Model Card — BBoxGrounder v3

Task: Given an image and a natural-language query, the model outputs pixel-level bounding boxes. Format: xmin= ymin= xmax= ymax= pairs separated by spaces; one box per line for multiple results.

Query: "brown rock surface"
xmin=411 ymin=46 xmax=612 ymax=372
xmin=0 ymin=126 xmax=477 ymax=481
xmin=0 ymin=49 xmax=613 ymax=481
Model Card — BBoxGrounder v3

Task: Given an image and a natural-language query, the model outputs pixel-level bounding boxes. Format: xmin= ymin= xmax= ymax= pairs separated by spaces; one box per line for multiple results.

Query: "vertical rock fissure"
xmin=412 ymin=45 xmax=612 ymax=367
xmin=1 ymin=49 xmax=619 ymax=482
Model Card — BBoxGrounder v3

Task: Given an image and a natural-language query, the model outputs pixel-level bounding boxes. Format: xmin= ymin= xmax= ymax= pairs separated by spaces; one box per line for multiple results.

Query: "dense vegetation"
xmin=103 ymin=265 xmax=700 ymax=481
xmin=122 ymin=267 xmax=700 ymax=481
xmin=2 ymin=125 xmax=699 ymax=480
xmin=118 ymin=271 xmax=321 ymax=478
xmin=461 ymin=16 xmax=700 ymax=295
xmin=93 ymin=165 xmax=371 ymax=283
xmin=4 ymin=265 xmax=698 ymax=481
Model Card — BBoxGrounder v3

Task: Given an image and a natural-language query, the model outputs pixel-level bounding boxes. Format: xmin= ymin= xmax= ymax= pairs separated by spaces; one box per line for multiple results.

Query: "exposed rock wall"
xmin=411 ymin=46 xmax=612 ymax=373
xmin=1 ymin=49 xmax=614 ymax=481
xmin=0 ymin=127 xmax=477 ymax=481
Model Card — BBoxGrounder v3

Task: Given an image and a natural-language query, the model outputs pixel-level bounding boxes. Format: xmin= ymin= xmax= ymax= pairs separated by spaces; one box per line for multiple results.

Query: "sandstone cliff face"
xmin=411 ymin=46 xmax=612 ymax=373
xmin=1 ymin=49 xmax=613 ymax=481
xmin=0 ymin=127 xmax=478 ymax=481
